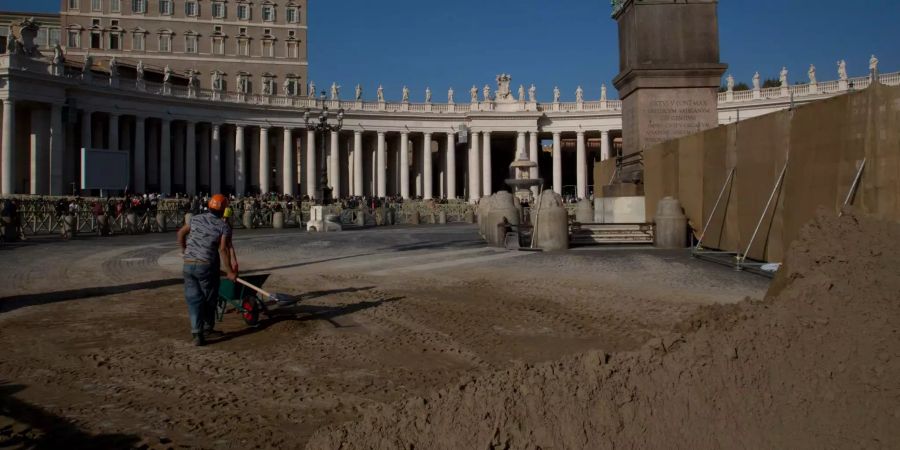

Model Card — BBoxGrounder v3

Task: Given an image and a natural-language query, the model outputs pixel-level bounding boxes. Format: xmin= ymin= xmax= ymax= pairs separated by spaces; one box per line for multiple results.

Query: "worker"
xmin=177 ymin=194 xmax=237 ymax=347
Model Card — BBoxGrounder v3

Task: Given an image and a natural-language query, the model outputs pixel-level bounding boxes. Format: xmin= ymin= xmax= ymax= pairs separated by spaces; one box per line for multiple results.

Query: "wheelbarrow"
xmin=216 ymin=274 xmax=299 ymax=327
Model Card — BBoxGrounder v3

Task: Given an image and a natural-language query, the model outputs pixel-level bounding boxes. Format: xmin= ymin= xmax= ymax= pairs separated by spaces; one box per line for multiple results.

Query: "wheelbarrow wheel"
xmin=240 ymin=294 xmax=261 ymax=327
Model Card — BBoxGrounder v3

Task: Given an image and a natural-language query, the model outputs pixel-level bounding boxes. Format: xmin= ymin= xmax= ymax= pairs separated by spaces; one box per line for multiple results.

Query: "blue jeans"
xmin=183 ymin=263 xmax=220 ymax=334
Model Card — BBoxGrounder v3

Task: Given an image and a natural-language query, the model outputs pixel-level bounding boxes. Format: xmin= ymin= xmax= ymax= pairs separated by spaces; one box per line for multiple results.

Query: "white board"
xmin=81 ymin=148 xmax=130 ymax=190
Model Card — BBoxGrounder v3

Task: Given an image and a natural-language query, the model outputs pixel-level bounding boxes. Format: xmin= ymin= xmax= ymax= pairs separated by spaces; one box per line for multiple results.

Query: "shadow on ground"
xmin=0 ymin=382 xmax=142 ymax=449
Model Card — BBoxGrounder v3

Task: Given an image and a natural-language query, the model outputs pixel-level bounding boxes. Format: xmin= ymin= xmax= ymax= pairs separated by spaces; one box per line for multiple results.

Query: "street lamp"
xmin=304 ymin=91 xmax=344 ymax=205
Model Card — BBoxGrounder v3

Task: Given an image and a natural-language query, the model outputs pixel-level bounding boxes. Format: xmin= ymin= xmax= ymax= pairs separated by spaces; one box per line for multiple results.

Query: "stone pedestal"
xmin=530 ymin=191 xmax=569 ymax=251
xmin=575 ymin=198 xmax=594 ymax=224
xmin=654 ymin=196 xmax=687 ymax=248
xmin=612 ymin=0 xmax=727 ymax=178
xmin=272 ymin=211 xmax=285 ymax=229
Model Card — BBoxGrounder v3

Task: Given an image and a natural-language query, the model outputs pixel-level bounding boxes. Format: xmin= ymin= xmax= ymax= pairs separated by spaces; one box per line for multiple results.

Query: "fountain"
xmin=505 ymin=149 xmax=543 ymax=207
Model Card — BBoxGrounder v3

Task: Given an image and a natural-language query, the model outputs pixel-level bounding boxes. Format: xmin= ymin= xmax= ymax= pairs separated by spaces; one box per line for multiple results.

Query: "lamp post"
xmin=304 ymin=92 xmax=344 ymax=205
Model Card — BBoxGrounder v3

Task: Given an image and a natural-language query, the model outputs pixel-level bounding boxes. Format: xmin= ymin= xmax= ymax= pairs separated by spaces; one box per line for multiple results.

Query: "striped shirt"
xmin=184 ymin=213 xmax=231 ymax=265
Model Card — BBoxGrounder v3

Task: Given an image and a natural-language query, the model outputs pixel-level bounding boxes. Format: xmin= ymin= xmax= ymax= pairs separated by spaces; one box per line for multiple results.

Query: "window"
xmin=185 ymin=34 xmax=198 ymax=53
xmin=237 ymin=38 xmax=249 ymax=56
xmin=159 ymin=33 xmax=171 ymax=52
xmin=263 ymin=28 xmax=271 ymax=35
xmin=286 ymin=41 xmax=297 ymax=58
xmin=132 ymin=32 xmax=144 ymax=50
xmin=238 ymin=27 xmax=247 ymax=35
xmin=237 ymin=3 xmax=249 ymax=20
xmin=111 ymin=19 xmax=119 ymax=27
xmin=37 ymin=29 xmax=48 ymax=47
xmin=212 ymin=37 xmax=224 ymax=54
xmin=159 ymin=0 xmax=172 ymax=15
xmin=67 ymin=30 xmax=81 ymax=47
xmin=49 ymin=28 xmax=61 ymax=46
xmin=212 ymin=1 xmax=226 ymax=18
xmin=262 ymin=40 xmax=273 ymax=57
xmin=68 ymin=0 xmax=79 ymax=10
xmin=185 ymin=1 xmax=199 ymax=17
xmin=286 ymin=7 xmax=298 ymax=23
xmin=262 ymin=4 xmax=275 ymax=22
xmin=91 ymin=0 xmax=101 ymax=12
xmin=91 ymin=31 xmax=102 ymax=49
xmin=110 ymin=0 xmax=120 ymax=12
xmin=132 ymin=0 xmax=146 ymax=13
xmin=92 ymin=18 xmax=101 ymax=27
xmin=109 ymin=32 xmax=120 ymax=50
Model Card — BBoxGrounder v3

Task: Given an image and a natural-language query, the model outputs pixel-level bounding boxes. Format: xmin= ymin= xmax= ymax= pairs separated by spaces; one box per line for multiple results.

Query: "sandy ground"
xmin=0 ymin=225 xmax=768 ymax=449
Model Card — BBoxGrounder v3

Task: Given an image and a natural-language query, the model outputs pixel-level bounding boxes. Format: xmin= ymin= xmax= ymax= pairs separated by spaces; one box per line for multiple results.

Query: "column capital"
xmin=552 ymin=131 xmax=561 ymax=137
xmin=2 ymin=99 xmax=13 ymax=106
xmin=377 ymin=131 xmax=386 ymax=137
xmin=576 ymin=130 xmax=586 ymax=137
xmin=354 ymin=130 xmax=363 ymax=136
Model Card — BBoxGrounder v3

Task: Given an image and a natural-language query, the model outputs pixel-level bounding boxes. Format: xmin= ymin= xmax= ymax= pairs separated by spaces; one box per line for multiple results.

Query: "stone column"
xmin=423 ymin=132 xmax=433 ymax=199
xmin=469 ymin=131 xmax=481 ymax=201
xmin=516 ymin=131 xmax=526 ymax=158
xmin=600 ymin=130 xmax=611 ymax=161
xmin=81 ymin=110 xmax=92 ymax=152
xmin=235 ymin=125 xmax=246 ymax=195
xmin=482 ymin=131 xmax=492 ymax=196
xmin=134 ymin=116 xmax=146 ymax=193
xmin=353 ymin=130 xmax=364 ymax=196
xmin=306 ymin=129 xmax=316 ymax=199
xmin=259 ymin=127 xmax=270 ymax=193
xmin=0 ymin=100 xmax=14 ymax=195
xmin=446 ymin=132 xmax=456 ymax=199
xmin=330 ymin=130 xmax=340 ymax=198
xmin=49 ymin=104 xmax=64 ymax=195
xmin=529 ymin=131 xmax=539 ymax=196
xmin=552 ymin=132 xmax=562 ymax=194
xmin=377 ymin=131 xmax=387 ymax=198
xmin=160 ymin=118 xmax=172 ymax=194
xmin=210 ymin=124 xmax=222 ymax=193
xmin=185 ymin=121 xmax=197 ymax=195
xmin=576 ymin=131 xmax=586 ymax=199
xmin=108 ymin=113 xmax=120 ymax=150
xmin=283 ymin=128 xmax=295 ymax=196
xmin=400 ymin=132 xmax=410 ymax=199
xmin=29 ymin=108 xmax=49 ymax=194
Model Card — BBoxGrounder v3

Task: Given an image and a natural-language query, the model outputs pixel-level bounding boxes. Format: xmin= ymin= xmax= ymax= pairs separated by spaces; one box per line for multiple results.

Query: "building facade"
xmin=59 ymin=0 xmax=308 ymax=95
xmin=1 ymin=12 xmax=62 ymax=55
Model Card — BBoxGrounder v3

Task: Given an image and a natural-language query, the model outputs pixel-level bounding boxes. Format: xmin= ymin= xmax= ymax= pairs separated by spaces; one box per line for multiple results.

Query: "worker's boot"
xmin=192 ymin=333 xmax=206 ymax=347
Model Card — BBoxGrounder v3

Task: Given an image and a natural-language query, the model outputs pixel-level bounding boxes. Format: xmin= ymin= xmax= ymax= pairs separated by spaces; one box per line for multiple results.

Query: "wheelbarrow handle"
xmin=235 ymin=277 xmax=273 ymax=299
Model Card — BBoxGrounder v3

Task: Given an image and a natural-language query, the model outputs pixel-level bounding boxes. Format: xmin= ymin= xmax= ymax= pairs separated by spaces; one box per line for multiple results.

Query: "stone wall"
xmin=643 ymin=83 xmax=900 ymax=262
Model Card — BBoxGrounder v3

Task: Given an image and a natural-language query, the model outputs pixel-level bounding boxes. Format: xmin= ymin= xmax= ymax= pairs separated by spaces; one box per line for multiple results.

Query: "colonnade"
xmin=0 ymin=100 xmax=617 ymax=199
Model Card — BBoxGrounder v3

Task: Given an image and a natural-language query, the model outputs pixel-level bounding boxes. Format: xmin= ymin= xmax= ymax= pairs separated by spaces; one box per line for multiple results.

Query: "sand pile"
xmin=306 ymin=212 xmax=900 ymax=449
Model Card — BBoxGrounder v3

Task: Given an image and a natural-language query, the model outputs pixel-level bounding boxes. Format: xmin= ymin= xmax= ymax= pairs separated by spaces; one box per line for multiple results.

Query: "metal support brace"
xmin=737 ymin=162 xmax=788 ymax=270
xmin=693 ymin=167 xmax=735 ymax=253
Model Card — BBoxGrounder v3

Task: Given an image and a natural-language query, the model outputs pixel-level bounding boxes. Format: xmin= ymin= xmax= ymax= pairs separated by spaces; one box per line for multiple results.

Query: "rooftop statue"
xmin=52 ymin=43 xmax=64 ymax=65
xmin=355 ymin=84 xmax=362 ymax=101
xmin=575 ymin=85 xmax=584 ymax=103
xmin=753 ymin=71 xmax=761 ymax=90
xmin=483 ymin=84 xmax=491 ymax=102
xmin=448 ymin=86 xmax=454 ymax=104
xmin=238 ymin=75 xmax=248 ymax=94
xmin=136 ymin=60 xmax=144 ymax=79
xmin=425 ymin=86 xmax=432 ymax=103
xmin=283 ymin=78 xmax=292 ymax=96
xmin=83 ymin=52 xmax=93 ymax=73
xmin=308 ymin=81 xmax=316 ymax=98
xmin=163 ymin=65 xmax=173 ymax=84
xmin=870 ymin=54 xmax=879 ymax=71
xmin=377 ymin=85 xmax=385 ymax=102
xmin=470 ymin=85 xmax=478 ymax=103
xmin=109 ymin=57 xmax=118 ymax=78
xmin=330 ymin=82 xmax=340 ymax=100
xmin=518 ymin=84 xmax=525 ymax=102
xmin=402 ymin=85 xmax=410 ymax=102
xmin=495 ymin=73 xmax=512 ymax=102
xmin=528 ymin=84 xmax=536 ymax=103
xmin=808 ymin=64 xmax=816 ymax=84
xmin=779 ymin=66 xmax=788 ymax=86
xmin=837 ymin=60 xmax=848 ymax=80
xmin=553 ymin=86 xmax=560 ymax=103
xmin=212 ymin=71 xmax=223 ymax=91
xmin=600 ymin=83 xmax=607 ymax=101
xmin=726 ymin=73 xmax=734 ymax=91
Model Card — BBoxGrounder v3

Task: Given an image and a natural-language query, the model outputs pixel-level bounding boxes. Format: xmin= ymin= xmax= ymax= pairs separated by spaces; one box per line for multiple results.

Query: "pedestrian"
xmin=177 ymin=194 xmax=237 ymax=346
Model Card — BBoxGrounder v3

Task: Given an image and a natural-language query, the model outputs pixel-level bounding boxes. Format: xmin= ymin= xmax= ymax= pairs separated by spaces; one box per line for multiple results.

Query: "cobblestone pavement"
xmin=0 ymin=225 xmax=769 ymax=449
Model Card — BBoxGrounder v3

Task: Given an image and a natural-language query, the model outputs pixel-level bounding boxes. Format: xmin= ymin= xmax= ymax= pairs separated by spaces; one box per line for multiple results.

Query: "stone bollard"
xmin=575 ymin=198 xmax=594 ymax=224
xmin=465 ymin=209 xmax=475 ymax=224
xmin=409 ymin=210 xmax=420 ymax=225
xmin=530 ymin=191 xmax=569 ymax=251
xmin=156 ymin=213 xmax=167 ymax=232
xmin=429 ymin=213 xmax=436 ymax=224
xmin=243 ymin=210 xmax=253 ymax=229
xmin=272 ymin=211 xmax=285 ymax=229
xmin=64 ymin=214 xmax=78 ymax=237
xmin=654 ymin=196 xmax=688 ymax=249
xmin=386 ymin=208 xmax=395 ymax=225
xmin=438 ymin=210 xmax=447 ymax=224
xmin=356 ymin=208 xmax=367 ymax=226
xmin=96 ymin=214 xmax=109 ymax=236
xmin=486 ymin=191 xmax=519 ymax=247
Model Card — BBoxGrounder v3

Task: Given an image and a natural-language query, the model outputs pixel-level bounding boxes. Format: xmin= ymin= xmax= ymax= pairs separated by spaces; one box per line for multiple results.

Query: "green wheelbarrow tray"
xmin=216 ymin=274 xmax=290 ymax=327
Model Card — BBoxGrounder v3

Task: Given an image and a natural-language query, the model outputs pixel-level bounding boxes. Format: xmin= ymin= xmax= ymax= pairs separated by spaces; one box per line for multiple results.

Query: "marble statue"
xmin=470 ymin=85 xmax=478 ymax=103
xmin=495 ymin=74 xmax=512 ymax=101
xmin=779 ymin=66 xmax=788 ymax=87
xmin=377 ymin=85 xmax=385 ymax=102
xmin=308 ymin=81 xmax=316 ymax=98
xmin=283 ymin=78 xmax=292 ymax=96
xmin=330 ymin=82 xmax=340 ymax=100
xmin=402 ymin=85 xmax=410 ymax=102
xmin=52 ymin=43 xmax=64 ymax=65
xmin=753 ymin=71 xmax=761 ymax=90
xmin=870 ymin=54 xmax=879 ymax=72
xmin=5 ymin=34 xmax=15 ymax=54
xmin=136 ymin=60 xmax=144 ymax=79
xmin=425 ymin=86 xmax=432 ymax=103
xmin=212 ymin=71 xmax=223 ymax=91
xmin=837 ymin=60 xmax=848 ymax=80
xmin=355 ymin=84 xmax=362 ymax=101
xmin=518 ymin=84 xmax=525 ymax=102
xmin=575 ymin=86 xmax=583 ymax=103
xmin=108 ymin=57 xmax=118 ymax=78
xmin=528 ymin=84 xmax=536 ymax=103
xmin=808 ymin=64 xmax=816 ymax=84
xmin=163 ymin=65 xmax=174 ymax=83
xmin=726 ymin=74 xmax=734 ymax=91
xmin=600 ymin=83 xmax=607 ymax=102
xmin=448 ymin=86 xmax=454 ymax=104
xmin=238 ymin=75 xmax=248 ymax=94
xmin=264 ymin=78 xmax=275 ymax=96
xmin=83 ymin=52 xmax=93 ymax=73
xmin=188 ymin=71 xmax=198 ymax=90
xmin=483 ymin=84 xmax=491 ymax=102
xmin=553 ymin=86 xmax=560 ymax=103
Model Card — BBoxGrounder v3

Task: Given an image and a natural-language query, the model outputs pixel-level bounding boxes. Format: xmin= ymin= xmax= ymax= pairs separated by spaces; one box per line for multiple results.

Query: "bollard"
xmin=156 ymin=213 xmax=167 ymax=233
xmin=273 ymin=211 xmax=285 ymax=229
xmin=64 ymin=214 xmax=78 ymax=237
xmin=356 ymin=209 xmax=366 ymax=226
xmin=530 ymin=191 xmax=569 ymax=251
xmin=465 ymin=209 xmax=475 ymax=224
xmin=409 ymin=210 xmax=420 ymax=225
xmin=96 ymin=214 xmax=109 ymax=236
xmin=654 ymin=197 xmax=688 ymax=249
xmin=243 ymin=210 xmax=253 ymax=229
xmin=438 ymin=210 xmax=447 ymax=224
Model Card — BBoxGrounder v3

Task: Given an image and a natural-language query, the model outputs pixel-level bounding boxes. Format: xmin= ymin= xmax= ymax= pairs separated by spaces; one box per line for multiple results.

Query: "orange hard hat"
xmin=208 ymin=194 xmax=228 ymax=212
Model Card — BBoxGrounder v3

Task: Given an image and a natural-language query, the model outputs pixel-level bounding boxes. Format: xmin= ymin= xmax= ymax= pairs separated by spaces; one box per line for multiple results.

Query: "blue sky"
xmin=8 ymin=0 xmax=900 ymax=101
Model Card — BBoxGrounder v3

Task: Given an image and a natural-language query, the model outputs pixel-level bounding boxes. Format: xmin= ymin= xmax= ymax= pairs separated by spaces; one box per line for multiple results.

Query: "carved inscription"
xmin=644 ymin=98 xmax=715 ymax=147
